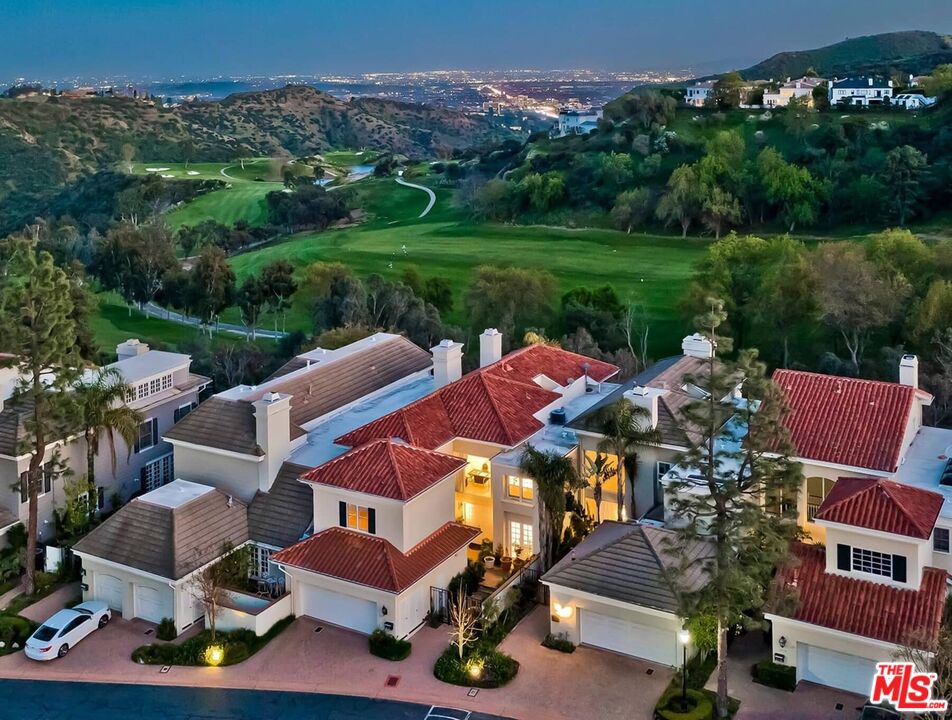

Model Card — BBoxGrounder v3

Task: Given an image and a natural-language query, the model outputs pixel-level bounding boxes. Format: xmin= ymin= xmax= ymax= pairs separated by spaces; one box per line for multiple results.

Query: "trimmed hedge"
xmin=433 ymin=643 xmax=520 ymax=688
xmin=369 ymin=629 xmax=411 ymax=661
xmin=542 ymin=632 xmax=576 ymax=653
xmin=156 ymin=617 xmax=177 ymax=642
xmin=0 ymin=615 xmax=37 ymax=656
xmin=132 ymin=616 xmax=293 ymax=666
xmin=751 ymin=660 xmax=797 ymax=692
xmin=656 ymin=689 xmax=713 ymax=720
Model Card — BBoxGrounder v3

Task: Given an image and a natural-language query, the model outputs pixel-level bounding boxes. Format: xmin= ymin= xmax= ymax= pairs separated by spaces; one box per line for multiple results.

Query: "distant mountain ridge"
xmin=738 ymin=30 xmax=952 ymax=80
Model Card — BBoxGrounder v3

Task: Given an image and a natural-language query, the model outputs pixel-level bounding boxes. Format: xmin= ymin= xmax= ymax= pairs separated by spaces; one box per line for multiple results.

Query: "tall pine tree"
xmin=664 ymin=299 xmax=801 ymax=718
xmin=0 ymin=237 xmax=83 ymax=593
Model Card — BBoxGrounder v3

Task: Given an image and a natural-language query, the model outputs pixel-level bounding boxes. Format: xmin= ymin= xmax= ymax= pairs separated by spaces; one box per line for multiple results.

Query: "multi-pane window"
xmin=509 ymin=521 xmax=533 ymax=554
xmin=137 ymin=418 xmax=157 ymax=453
xmin=347 ymin=504 xmax=370 ymax=532
xmin=173 ymin=402 xmax=196 ymax=423
xmin=142 ymin=453 xmax=173 ymax=492
xmin=852 ymin=547 xmax=892 ymax=577
xmin=655 ymin=462 xmax=672 ymax=481
xmin=130 ymin=374 xmax=174 ymax=402
xmin=934 ymin=527 xmax=950 ymax=554
xmin=506 ymin=476 xmax=534 ymax=502
xmin=250 ymin=546 xmax=272 ymax=579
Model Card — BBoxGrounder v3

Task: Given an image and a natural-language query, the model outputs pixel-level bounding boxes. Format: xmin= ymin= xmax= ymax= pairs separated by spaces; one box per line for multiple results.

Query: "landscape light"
xmin=468 ymin=659 xmax=484 ymax=678
xmin=204 ymin=644 xmax=224 ymax=666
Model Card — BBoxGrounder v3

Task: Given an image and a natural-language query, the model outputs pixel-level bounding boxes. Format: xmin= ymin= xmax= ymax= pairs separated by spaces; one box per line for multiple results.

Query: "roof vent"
xmin=940 ymin=459 xmax=952 ymax=487
xmin=265 ymin=391 xmax=281 ymax=402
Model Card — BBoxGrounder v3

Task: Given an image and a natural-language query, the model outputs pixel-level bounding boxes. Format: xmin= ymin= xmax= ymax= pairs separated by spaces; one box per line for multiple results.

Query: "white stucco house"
xmin=685 ymin=81 xmax=715 ymax=107
xmin=829 ymin=77 xmax=894 ymax=106
xmin=556 ymin=107 xmax=603 ymax=137
xmin=892 ymin=93 xmax=938 ymax=110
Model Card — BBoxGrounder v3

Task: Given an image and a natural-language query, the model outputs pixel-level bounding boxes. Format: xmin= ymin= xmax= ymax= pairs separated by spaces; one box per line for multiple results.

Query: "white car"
xmin=24 ymin=601 xmax=111 ymax=661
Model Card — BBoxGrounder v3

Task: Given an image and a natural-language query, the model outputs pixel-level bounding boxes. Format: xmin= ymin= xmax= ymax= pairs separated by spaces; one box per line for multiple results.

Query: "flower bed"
xmin=655 ymin=689 xmax=713 ymax=720
xmin=433 ymin=643 xmax=520 ymax=689
xmin=131 ymin=616 xmax=293 ymax=666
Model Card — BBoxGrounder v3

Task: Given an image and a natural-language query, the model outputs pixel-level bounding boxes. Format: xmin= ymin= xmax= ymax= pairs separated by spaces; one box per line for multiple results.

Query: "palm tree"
xmin=519 ymin=445 xmax=582 ymax=573
xmin=596 ymin=400 xmax=661 ymax=522
xmin=75 ymin=367 xmax=143 ymax=522
xmin=584 ymin=452 xmax=616 ymax=525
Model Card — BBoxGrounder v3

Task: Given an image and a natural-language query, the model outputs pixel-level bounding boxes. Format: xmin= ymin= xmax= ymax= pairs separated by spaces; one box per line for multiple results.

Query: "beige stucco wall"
xmin=216 ymin=592 xmax=293 ymax=637
xmin=393 ymin=545 xmax=469 ymax=638
xmin=546 ymin=583 xmax=687 ymax=666
xmin=767 ymin=615 xmax=900 ymax=672
xmin=312 ymin=484 xmax=404 ymax=546
xmin=171 ymin=443 xmax=262 ymax=503
xmin=403 ymin=476 xmax=457 ymax=550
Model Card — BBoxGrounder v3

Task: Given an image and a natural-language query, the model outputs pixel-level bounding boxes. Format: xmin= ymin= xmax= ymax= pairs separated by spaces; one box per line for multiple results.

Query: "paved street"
xmin=1 ymin=680 xmax=513 ymax=720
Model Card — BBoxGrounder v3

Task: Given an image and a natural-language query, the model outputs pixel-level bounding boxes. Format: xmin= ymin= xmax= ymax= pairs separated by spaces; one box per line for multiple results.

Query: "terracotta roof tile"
xmin=775 ymin=543 xmax=947 ymax=648
xmin=273 ymin=522 xmax=480 ymax=593
xmin=300 ymin=438 xmax=466 ymax=500
xmin=772 ymin=369 xmax=916 ymax=472
xmin=336 ymin=344 xmax=617 ymax=450
xmin=815 ymin=478 xmax=943 ymax=539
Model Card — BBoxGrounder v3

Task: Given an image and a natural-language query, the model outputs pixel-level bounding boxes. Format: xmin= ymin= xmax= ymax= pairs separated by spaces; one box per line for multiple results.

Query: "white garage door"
xmin=134 ymin=585 xmax=173 ymax=625
xmin=299 ymin=584 xmax=378 ymax=634
xmin=96 ymin=574 xmax=124 ymax=612
xmin=580 ymin=609 xmax=677 ymax=666
xmin=797 ymin=643 xmax=878 ymax=695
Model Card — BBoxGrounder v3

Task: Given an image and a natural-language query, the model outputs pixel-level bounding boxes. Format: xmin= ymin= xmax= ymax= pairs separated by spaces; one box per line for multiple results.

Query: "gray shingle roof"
xmin=248 ymin=462 xmax=313 ymax=548
xmin=166 ymin=335 xmax=432 ymax=454
xmin=74 ymin=482 xmax=249 ymax=580
xmin=542 ymin=522 xmax=711 ymax=613
xmin=832 ymin=77 xmax=890 ymax=89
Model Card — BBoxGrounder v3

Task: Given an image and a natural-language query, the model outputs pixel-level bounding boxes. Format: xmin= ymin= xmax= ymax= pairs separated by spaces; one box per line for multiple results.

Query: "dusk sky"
xmin=3 ymin=0 xmax=951 ymax=80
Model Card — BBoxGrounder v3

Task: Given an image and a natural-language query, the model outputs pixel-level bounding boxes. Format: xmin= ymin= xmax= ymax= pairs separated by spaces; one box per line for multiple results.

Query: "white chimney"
xmin=431 ymin=339 xmax=464 ymax=388
xmin=252 ymin=392 xmax=292 ymax=493
xmin=899 ymin=354 xmax=919 ymax=389
xmin=623 ymin=386 xmax=659 ymax=429
xmin=479 ymin=328 xmax=503 ymax=367
xmin=681 ymin=333 xmax=714 ymax=359
xmin=116 ymin=339 xmax=149 ymax=362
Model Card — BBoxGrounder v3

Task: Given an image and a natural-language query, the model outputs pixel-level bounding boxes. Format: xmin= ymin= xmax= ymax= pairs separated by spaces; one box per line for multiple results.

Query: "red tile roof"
xmin=337 ymin=344 xmax=618 ymax=450
xmin=300 ymin=438 xmax=466 ymax=501
xmin=774 ymin=543 xmax=947 ymax=648
xmin=273 ymin=522 xmax=480 ymax=593
xmin=814 ymin=478 xmax=943 ymax=539
xmin=772 ymin=369 xmax=917 ymax=472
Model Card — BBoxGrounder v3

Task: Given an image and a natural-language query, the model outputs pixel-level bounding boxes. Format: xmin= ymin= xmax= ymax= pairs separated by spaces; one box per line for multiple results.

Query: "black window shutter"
xmin=338 ymin=501 xmax=347 ymax=527
xmin=892 ymin=555 xmax=907 ymax=583
xmin=368 ymin=508 xmax=376 ymax=535
xmin=151 ymin=418 xmax=158 ymax=446
xmin=836 ymin=544 xmax=851 ymax=571
xmin=140 ymin=466 xmax=147 ymax=488
xmin=19 ymin=472 xmax=27 ymax=503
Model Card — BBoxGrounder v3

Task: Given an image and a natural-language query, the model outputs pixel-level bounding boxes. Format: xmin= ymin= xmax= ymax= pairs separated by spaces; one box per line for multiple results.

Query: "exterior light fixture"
xmin=381 ymin=606 xmax=388 ymax=616
xmin=778 ymin=636 xmax=787 ymax=648
xmin=204 ymin=644 xmax=224 ymax=666
xmin=553 ymin=603 xmax=573 ymax=618
xmin=678 ymin=627 xmax=691 ymax=645
xmin=468 ymin=659 xmax=484 ymax=678
xmin=678 ymin=625 xmax=691 ymax=710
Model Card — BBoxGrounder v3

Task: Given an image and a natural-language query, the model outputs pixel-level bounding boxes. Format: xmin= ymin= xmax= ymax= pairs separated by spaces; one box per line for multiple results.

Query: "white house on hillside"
xmin=556 ymin=108 xmax=603 ymax=137
xmin=829 ymin=77 xmax=894 ymax=106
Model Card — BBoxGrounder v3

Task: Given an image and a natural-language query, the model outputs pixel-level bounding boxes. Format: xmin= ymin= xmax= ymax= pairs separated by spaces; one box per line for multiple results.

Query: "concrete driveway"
xmin=0 ymin=604 xmax=673 ymax=720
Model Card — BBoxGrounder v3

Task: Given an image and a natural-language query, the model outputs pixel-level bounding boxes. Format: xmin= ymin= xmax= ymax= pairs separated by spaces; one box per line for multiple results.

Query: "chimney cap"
xmin=482 ymin=328 xmax=499 ymax=336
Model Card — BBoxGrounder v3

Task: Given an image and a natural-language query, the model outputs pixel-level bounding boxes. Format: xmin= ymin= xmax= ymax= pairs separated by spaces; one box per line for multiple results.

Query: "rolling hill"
xmin=738 ymin=30 xmax=952 ymax=80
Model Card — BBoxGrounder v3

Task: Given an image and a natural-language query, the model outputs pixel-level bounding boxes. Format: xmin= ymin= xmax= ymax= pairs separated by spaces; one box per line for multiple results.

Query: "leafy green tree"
xmin=464 ymin=266 xmax=556 ymax=343
xmin=189 ymin=246 xmax=236 ymax=333
xmin=610 ymin=188 xmax=655 ymax=234
xmin=75 ymin=367 xmax=142 ymax=522
xmin=701 ymin=186 xmax=742 ymax=240
xmin=237 ymin=276 xmax=267 ymax=339
xmin=260 ymin=260 xmax=297 ymax=333
xmin=865 ymin=228 xmax=934 ymax=290
xmin=521 ymin=172 xmax=565 ymax=212
xmin=921 ymin=64 xmax=952 ymax=99
xmin=782 ymin=96 xmax=813 ymax=140
xmin=519 ymin=445 xmax=582 ymax=573
xmin=92 ymin=222 xmax=177 ymax=308
xmin=0 ymin=237 xmax=82 ymax=593
xmin=712 ymin=71 xmax=745 ymax=109
xmin=811 ymin=243 xmax=907 ymax=372
xmin=423 ymin=276 xmax=453 ymax=313
xmin=656 ymin=165 xmax=704 ymax=238
xmin=882 ymin=145 xmax=928 ymax=226
xmin=664 ymin=302 xmax=801 ymax=719
xmin=756 ymin=148 xmax=821 ymax=232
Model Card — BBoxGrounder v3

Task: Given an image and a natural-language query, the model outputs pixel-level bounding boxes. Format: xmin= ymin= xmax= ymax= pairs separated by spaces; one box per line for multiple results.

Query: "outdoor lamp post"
xmin=678 ymin=626 xmax=691 ymax=710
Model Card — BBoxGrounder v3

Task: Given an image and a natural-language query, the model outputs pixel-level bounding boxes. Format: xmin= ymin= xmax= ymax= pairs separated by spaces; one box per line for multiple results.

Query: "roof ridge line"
xmin=301 ymin=437 xmax=382 ymax=481
xmin=386 ymin=441 xmax=410 ymax=500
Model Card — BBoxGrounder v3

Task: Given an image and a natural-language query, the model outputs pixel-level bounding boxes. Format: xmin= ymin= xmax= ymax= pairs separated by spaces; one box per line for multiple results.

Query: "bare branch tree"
xmin=448 ymin=586 xmax=480 ymax=660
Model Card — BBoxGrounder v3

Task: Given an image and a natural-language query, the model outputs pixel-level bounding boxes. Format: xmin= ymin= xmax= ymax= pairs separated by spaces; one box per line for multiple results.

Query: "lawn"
xmin=229 ymin=214 xmax=708 ymax=356
xmin=166 ymin=183 xmax=276 ymax=229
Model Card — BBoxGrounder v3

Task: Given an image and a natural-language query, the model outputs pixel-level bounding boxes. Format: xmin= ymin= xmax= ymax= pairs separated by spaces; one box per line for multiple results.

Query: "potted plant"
xmin=493 ymin=544 xmax=503 ymax=565
xmin=513 ymin=546 xmax=525 ymax=570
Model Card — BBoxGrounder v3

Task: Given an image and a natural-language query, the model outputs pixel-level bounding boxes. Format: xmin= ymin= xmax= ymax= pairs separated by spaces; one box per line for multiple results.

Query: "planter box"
xmin=215 ymin=590 xmax=293 ymax=637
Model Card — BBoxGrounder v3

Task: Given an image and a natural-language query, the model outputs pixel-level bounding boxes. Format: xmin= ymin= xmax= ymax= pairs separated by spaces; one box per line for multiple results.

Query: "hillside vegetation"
xmin=739 ymin=30 xmax=952 ymax=80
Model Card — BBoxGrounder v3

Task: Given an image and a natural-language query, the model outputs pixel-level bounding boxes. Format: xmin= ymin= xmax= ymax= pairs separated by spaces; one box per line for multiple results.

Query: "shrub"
xmin=132 ymin=616 xmax=294 ymax=666
xmin=433 ymin=644 xmax=519 ymax=688
xmin=655 ymin=689 xmax=713 ymax=720
xmin=751 ymin=660 xmax=797 ymax=692
xmin=0 ymin=615 xmax=37 ymax=655
xmin=156 ymin=617 xmax=177 ymax=641
xmin=448 ymin=561 xmax=486 ymax=597
xmin=369 ymin=628 xmax=411 ymax=661
xmin=542 ymin=632 xmax=576 ymax=653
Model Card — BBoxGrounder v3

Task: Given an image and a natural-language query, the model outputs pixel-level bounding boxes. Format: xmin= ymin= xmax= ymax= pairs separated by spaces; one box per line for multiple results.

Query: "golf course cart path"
xmin=142 ymin=302 xmax=288 ymax=339
xmin=396 ymin=176 xmax=437 ymax=217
